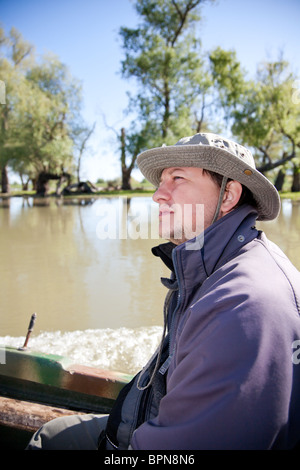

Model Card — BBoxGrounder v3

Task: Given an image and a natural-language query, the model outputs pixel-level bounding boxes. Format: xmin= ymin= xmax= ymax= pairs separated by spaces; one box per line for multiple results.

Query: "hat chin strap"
xmin=211 ymin=176 xmax=228 ymax=225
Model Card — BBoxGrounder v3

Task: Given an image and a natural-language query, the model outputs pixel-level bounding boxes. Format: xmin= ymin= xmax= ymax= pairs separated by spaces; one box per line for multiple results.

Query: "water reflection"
xmin=0 ymin=196 xmax=299 ymax=337
xmin=0 ymin=196 xmax=168 ymax=336
xmin=257 ymin=199 xmax=300 ymax=270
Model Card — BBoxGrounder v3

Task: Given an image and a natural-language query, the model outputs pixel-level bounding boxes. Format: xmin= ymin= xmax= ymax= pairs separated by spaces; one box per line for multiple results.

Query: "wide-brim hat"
xmin=137 ymin=133 xmax=281 ymax=221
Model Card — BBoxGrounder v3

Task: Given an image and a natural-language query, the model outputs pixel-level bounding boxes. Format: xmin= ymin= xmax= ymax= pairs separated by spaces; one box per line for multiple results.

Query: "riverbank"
xmin=0 ymin=188 xmax=155 ymax=198
xmin=278 ymin=192 xmax=300 ymax=201
xmin=1 ymin=189 xmax=300 ymax=201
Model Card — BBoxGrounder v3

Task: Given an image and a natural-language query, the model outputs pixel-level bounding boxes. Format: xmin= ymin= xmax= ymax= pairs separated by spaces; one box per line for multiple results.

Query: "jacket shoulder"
xmin=254 ymin=234 xmax=300 ymax=315
xmin=199 ymin=234 xmax=300 ymax=319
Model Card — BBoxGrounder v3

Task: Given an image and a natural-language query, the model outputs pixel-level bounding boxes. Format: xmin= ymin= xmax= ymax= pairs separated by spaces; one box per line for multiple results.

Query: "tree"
xmin=234 ymin=59 xmax=299 ymax=190
xmin=209 ymin=50 xmax=300 ymax=190
xmin=69 ymin=121 xmax=96 ymax=184
xmin=101 ymin=112 xmax=158 ymax=190
xmin=120 ymin=121 xmax=156 ymax=189
xmin=118 ymin=0 xmax=215 ymax=187
xmin=24 ymin=54 xmax=82 ymax=195
xmin=0 ymin=27 xmax=86 ymax=195
xmin=209 ymin=47 xmax=249 ymax=123
xmin=0 ymin=26 xmax=34 ymax=193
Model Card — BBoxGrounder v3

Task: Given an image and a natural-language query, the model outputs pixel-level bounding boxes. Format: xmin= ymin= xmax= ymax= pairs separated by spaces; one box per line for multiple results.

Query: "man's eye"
xmin=174 ymin=175 xmax=184 ymax=180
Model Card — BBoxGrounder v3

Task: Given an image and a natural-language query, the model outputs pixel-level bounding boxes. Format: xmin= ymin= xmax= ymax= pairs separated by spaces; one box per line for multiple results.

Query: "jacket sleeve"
xmin=130 ymin=270 xmax=295 ymax=450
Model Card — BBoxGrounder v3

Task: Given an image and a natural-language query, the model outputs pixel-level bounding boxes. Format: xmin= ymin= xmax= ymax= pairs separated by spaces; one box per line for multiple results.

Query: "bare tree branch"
xmin=170 ymin=0 xmax=203 ymax=46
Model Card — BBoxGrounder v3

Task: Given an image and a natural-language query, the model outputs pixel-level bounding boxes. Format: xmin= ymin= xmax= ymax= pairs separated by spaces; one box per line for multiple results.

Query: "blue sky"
xmin=1 ymin=0 xmax=300 ymax=182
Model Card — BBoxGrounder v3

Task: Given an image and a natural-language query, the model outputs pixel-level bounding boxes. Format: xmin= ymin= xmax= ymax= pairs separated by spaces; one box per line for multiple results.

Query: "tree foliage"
xmin=209 ymin=50 xmax=300 ymax=189
xmin=0 ymin=26 xmax=90 ymax=194
xmin=1 ymin=4 xmax=299 ymax=194
xmin=118 ymin=0 xmax=300 ymax=191
xmin=118 ymin=0 xmax=216 ymax=188
xmin=120 ymin=0 xmax=214 ymax=142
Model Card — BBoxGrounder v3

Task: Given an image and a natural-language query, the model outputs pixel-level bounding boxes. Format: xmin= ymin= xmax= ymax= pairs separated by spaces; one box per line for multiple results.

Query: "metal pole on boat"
xmin=18 ymin=313 xmax=37 ymax=351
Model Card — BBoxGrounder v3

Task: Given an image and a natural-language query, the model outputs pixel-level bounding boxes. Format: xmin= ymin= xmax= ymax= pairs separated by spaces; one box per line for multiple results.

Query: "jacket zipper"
xmin=168 ymin=250 xmax=183 ymax=356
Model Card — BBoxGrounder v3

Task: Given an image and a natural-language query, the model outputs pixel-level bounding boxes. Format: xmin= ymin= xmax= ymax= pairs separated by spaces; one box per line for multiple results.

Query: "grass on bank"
xmin=278 ymin=192 xmax=300 ymax=201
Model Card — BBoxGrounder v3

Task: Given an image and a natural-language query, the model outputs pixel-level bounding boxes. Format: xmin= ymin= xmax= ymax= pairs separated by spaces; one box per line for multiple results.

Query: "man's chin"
xmin=159 ymin=229 xmax=186 ymax=245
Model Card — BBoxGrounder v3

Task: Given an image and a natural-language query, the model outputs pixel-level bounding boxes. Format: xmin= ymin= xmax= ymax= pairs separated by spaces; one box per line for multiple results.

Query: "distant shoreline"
xmin=1 ymin=189 xmax=300 ymax=201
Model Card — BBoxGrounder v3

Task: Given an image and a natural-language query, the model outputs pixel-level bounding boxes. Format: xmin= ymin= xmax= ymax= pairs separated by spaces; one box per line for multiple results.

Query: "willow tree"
xmin=0 ymin=27 xmax=85 ymax=195
xmin=118 ymin=0 xmax=215 ymax=189
xmin=0 ymin=27 xmax=34 ymax=193
xmin=24 ymin=55 xmax=82 ymax=195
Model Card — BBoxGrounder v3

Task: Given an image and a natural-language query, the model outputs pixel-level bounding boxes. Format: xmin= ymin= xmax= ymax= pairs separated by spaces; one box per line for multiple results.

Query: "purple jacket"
xmin=131 ymin=204 xmax=300 ymax=449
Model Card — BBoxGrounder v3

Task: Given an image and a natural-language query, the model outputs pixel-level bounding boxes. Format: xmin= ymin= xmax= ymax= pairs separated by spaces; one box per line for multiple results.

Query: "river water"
xmin=0 ymin=196 xmax=299 ymax=374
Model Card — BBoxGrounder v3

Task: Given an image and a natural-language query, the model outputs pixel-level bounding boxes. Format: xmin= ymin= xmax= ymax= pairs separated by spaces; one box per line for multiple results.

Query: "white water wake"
xmin=0 ymin=326 xmax=163 ymax=375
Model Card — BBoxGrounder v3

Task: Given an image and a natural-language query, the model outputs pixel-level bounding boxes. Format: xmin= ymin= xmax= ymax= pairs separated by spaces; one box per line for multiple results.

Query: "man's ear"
xmin=220 ymin=180 xmax=243 ymax=215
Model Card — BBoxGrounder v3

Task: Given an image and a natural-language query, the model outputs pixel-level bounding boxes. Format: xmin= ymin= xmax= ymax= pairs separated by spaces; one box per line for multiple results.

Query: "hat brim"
xmin=137 ymin=144 xmax=281 ymax=221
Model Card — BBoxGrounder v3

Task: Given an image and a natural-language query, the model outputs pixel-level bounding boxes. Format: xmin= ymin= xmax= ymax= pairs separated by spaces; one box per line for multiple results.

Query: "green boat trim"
xmin=0 ymin=346 xmax=132 ymax=448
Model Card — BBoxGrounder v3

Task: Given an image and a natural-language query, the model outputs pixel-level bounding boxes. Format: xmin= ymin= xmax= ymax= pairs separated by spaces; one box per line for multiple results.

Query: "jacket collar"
xmin=152 ymin=204 xmax=259 ymax=289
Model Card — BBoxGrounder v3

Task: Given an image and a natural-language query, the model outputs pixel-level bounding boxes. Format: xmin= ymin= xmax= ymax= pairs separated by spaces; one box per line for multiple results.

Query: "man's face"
xmin=152 ymin=167 xmax=220 ymax=245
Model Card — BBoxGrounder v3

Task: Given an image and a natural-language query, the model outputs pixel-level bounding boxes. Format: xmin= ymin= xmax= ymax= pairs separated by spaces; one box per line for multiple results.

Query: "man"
xmin=27 ymin=133 xmax=300 ymax=450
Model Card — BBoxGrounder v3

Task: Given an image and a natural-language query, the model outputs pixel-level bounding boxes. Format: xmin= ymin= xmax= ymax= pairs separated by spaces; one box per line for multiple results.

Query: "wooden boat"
xmin=0 ymin=342 xmax=132 ymax=449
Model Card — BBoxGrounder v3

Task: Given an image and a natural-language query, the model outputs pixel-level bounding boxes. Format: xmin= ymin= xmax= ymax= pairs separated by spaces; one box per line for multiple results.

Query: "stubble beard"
xmin=159 ymin=203 xmax=205 ymax=245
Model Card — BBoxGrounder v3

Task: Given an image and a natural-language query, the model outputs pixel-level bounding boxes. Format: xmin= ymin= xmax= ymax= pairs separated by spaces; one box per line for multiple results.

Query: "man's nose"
xmin=152 ymin=182 xmax=171 ymax=203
